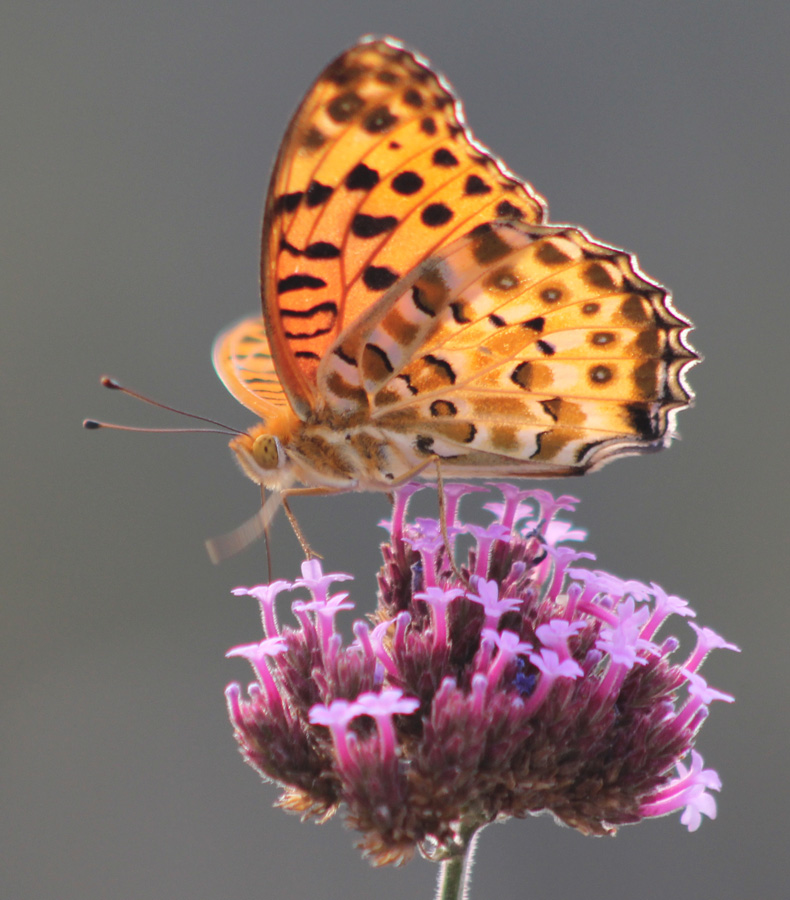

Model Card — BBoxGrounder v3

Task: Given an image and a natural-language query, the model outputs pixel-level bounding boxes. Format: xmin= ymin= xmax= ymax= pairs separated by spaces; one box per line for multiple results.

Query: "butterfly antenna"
xmin=83 ymin=421 xmax=236 ymax=434
xmin=83 ymin=375 xmax=244 ymax=435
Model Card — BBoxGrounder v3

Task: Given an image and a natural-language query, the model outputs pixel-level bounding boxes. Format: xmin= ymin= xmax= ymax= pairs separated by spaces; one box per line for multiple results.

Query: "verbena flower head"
xmin=226 ymin=485 xmax=737 ymax=865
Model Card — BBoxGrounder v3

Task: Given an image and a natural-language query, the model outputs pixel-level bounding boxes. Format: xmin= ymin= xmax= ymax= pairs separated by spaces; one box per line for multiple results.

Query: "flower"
xmin=225 ymin=485 xmax=737 ymax=865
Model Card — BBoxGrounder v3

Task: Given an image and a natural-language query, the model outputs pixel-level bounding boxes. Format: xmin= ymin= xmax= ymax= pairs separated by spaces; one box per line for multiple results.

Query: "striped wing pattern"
xmin=213 ymin=36 xmax=696 ymax=484
xmin=316 ymin=221 xmax=695 ymax=473
xmin=259 ymin=38 xmax=546 ymax=418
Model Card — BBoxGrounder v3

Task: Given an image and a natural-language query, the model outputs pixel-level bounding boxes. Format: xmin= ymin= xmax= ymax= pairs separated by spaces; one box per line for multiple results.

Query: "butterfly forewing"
xmin=261 ymin=37 xmax=547 ymax=418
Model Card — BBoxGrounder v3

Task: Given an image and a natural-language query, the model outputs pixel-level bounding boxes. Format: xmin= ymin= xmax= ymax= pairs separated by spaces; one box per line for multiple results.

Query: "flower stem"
xmin=434 ymin=826 xmax=483 ymax=900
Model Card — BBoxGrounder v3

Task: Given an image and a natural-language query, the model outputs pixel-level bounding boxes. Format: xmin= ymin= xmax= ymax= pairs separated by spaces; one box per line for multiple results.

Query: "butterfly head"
xmin=229 ymin=414 xmax=296 ymax=490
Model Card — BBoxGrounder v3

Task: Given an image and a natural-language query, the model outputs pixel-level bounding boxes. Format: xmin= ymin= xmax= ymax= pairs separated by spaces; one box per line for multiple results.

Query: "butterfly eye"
xmin=252 ymin=434 xmax=284 ymax=470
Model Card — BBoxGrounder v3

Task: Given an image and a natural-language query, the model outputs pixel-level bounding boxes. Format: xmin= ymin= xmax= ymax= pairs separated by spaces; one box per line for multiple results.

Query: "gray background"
xmin=3 ymin=2 xmax=788 ymax=898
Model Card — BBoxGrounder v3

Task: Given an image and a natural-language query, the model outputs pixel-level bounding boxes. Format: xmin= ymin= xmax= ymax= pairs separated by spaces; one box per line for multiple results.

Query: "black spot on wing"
xmin=541 ymin=287 xmax=563 ymax=304
xmin=589 ymin=364 xmax=614 ymax=384
xmin=536 ymin=241 xmax=572 ymax=266
xmin=433 ymin=148 xmax=459 ymax=167
xmin=496 ymin=200 xmax=524 ymax=220
xmin=279 ymin=300 xmax=338 ymax=319
xmin=584 ymin=262 xmax=618 ymax=290
xmin=620 ymin=295 xmax=649 ymax=323
xmin=351 ymin=213 xmax=398 ymax=238
xmin=327 ymin=91 xmax=364 ymax=123
xmin=391 ymin=171 xmax=424 ymax=195
xmin=323 ymin=59 xmax=365 ymax=87
xmin=470 ymin=223 xmax=512 ymax=264
xmin=364 ymin=105 xmax=398 ymax=133
xmin=305 ymin=181 xmax=333 ymax=207
xmin=450 ymin=301 xmax=472 ymax=324
xmin=345 ymin=163 xmax=379 ymax=191
xmin=421 ymin=203 xmax=453 ymax=227
xmin=626 ymin=403 xmax=660 ymax=439
xmin=486 ymin=267 xmax=520 ymax=292
xmin=280 ymin=238 xmax=340 ymax=260
xmin=274 ymin=191 xmax=303 ymax=214
xmin=278 ymin=273 xmax=327 ymax=293
xmin=301 ymin=126 xmax=326 ymax=150
xmin=464 ymin=174 xmax=492 ymax=195
xmin=363 ymin=265 xmax=399 ymax=291
xmin=591 ymin=331 xmax=616 ymax=346
xmin=305 ymin=241 xmax=340 ymax=259
xmin=416 ymin=434 xmax=435 ymax=454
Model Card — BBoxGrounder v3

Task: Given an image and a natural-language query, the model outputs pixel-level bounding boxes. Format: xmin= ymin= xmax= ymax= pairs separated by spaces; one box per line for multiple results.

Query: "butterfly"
xmin=209 ymin=35 xmax=697 ymax=560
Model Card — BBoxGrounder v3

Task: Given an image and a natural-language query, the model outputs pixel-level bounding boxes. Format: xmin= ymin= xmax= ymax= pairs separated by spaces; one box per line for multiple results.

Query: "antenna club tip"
xmin=100 ymin=376 xmax=121 ymax=389
xmin=83 ymin=419 xmax=102 ymax=429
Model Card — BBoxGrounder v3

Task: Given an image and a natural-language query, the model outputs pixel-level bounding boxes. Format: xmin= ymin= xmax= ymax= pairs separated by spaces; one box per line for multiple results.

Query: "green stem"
xmin=434 ymin=826 xmax=483 ymax=900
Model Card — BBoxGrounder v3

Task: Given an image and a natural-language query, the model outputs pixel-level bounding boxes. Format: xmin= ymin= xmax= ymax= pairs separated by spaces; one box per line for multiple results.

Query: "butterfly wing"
xmin=318 ymin=220 xmax=696 ymax=475
xmin=213 ymin=317 xmax=293 ymax=420
xmin=220 ymin=35 xmax=696 ymax=479
xmin=259 ymin=36 xmax=547 ymax=419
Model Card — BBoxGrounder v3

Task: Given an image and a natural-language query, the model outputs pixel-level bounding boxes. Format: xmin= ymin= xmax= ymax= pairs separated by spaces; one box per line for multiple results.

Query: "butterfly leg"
xmin=281 ymin=486 xmax=348 ymax=559
xmin=431 ymin=456 xmax=470 ymax=587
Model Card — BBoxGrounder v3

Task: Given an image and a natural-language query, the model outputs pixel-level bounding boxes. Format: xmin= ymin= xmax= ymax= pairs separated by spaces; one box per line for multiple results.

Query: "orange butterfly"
xmin=210 ymin=36 xmax=697 ymax=560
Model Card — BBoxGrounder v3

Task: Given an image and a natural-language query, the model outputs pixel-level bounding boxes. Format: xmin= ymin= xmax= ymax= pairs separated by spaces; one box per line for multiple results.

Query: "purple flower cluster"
xmin=225 ymin=485 xmax=737 ymax=864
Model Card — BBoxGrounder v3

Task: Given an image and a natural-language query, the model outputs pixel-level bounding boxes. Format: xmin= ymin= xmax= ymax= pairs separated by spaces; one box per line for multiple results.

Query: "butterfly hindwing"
xmin=317 ymin=221 xmax=695 ymax=473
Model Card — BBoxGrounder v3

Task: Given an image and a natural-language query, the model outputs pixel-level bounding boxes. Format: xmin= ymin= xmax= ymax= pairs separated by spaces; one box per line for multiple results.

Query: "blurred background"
xmin=3 ymin=2 xmax=788 ymax=898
